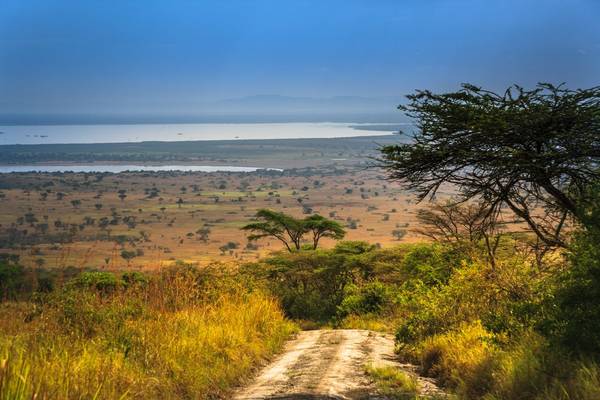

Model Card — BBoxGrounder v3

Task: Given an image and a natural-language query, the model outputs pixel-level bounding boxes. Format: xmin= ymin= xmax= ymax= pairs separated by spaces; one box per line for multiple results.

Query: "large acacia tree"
xmin=379 ymin=83 xmax=600 ymax=248
xmin=242 ymin=209 xmax=306 ymax=251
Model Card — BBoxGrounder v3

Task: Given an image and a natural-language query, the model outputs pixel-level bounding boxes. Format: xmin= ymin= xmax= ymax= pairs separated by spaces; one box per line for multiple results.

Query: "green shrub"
xmin=400 ymin=243 xmax=458 ymax=285
xmin=333 ymin=240 xmax=377 ymax=255
xmin=69 ymin=271 xmax=122 ymax=292
xmin=0 ymin=257 xmax=26 ymax=299
xmin=544 ymin=224 xmax=600 ymax=355
xmin=245 ymin=249 xmax=361 ymax=321
xmin=337 ymin=281 xmax=392 ymax=318
xmin=121 ymin=271 xmax=149 ymax=288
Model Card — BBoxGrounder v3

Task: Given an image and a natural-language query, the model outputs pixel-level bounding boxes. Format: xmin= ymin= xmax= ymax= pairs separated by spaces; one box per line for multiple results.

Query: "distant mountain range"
xmin=213 ymin=95 xmax=402 ymax=114
xmin=0 ymin=95 xmax=408 ymax=125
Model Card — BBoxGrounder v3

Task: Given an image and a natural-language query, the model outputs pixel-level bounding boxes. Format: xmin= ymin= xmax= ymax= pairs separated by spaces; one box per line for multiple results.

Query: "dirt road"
xmin=234 ymin=329 xmax=444 ymax=400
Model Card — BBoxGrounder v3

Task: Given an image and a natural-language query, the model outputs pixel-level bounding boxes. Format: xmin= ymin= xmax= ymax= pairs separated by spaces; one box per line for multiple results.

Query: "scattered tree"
xmin=120 ymin=250 xmax=137 ymax=267
xmin=242 ymin=209 xmax=345 ymax=251
xmin=304 ymin=214 xmax=346 ymax=250
xmin=242 ymin=209 xmax=306 ymax=252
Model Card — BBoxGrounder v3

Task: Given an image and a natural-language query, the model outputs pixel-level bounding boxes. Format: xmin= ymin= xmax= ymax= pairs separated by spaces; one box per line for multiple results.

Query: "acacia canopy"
xmin=242 ymin=209 xmax=346 ymax=251
xmin=379 ymin=83 xmax=600 ymax=248
xmin=304 ymin=214 xmax=346 ymax=249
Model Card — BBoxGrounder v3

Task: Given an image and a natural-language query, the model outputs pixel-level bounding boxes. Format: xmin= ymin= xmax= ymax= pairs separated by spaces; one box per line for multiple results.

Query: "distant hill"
xmin=213 ymin=95 xmax=401 ymax=114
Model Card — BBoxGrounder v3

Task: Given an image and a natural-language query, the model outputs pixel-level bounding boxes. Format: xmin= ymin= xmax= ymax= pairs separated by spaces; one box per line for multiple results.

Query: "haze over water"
xmin=0 ymin=122 xmax=395 ymax=145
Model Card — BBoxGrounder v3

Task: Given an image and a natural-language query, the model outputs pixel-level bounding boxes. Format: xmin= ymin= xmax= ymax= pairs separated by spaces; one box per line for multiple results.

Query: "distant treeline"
xmin=0 ymin=136 xmax=399 ymax=163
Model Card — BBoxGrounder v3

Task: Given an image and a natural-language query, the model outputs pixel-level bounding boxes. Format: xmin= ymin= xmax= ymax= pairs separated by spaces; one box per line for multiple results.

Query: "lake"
xmin=0 ymin=122 xmax=398 ymax=145
xmin=0 ymin=165 xmax=283 ymax=173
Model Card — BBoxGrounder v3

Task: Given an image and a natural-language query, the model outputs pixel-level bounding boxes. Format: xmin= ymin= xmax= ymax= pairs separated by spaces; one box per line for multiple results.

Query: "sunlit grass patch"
xmin=338 ymin=314 xmax=395 ymax=333
xmin=365 ymin=364 xmax=421 ymax=399
xmin=0 ymin=269 xmax=297 ymax=399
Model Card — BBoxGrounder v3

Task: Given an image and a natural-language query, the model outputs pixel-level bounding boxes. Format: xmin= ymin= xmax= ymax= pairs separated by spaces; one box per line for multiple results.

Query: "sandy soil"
xmin=234 ymin=329 xmax=445 ymax=400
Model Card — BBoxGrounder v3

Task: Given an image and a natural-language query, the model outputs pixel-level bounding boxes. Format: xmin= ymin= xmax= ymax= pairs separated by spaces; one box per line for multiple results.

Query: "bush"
xmin=543 ymin=194 xmax=600 ymax=356
xmin=245 ymin=249 xmax=361 ymax=321
xmin=399 ymin=243 xmax=459 ymax=285
xmin=68 ymin=271 xmax=121 ymax=292
xmin=337 ymin=281 xmax=392 ymax=319
xmin=488 ymin=332 xmax=556 ymax=400
xmin=121 ymin=271 xmax=149 ymax=288
xmin=0 ymin=256 xmax=26 ymax=299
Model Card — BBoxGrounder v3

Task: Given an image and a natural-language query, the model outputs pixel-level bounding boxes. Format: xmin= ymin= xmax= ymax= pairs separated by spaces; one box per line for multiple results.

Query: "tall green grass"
xmin=365 ymin=364 xmax=420 ymax=399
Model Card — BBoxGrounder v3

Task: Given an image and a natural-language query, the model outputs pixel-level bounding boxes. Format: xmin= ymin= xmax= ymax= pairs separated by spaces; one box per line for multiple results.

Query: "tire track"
xmin=234 ymin=329 xmax=445 ymax=400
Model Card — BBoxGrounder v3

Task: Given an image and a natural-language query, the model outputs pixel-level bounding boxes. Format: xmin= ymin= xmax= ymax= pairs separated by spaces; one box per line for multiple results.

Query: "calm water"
xmin=0 ymin=165 xmax=283 ymax=173
xmin=0 ymin=122 xmax=395 ymax=145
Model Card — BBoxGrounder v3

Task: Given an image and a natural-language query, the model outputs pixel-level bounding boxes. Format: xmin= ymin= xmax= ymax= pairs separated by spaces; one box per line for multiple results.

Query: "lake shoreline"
xmin=0 ymin=122 xmax=399 ymax=145
xmin=0 ymin=164 xmax=284 ymax=173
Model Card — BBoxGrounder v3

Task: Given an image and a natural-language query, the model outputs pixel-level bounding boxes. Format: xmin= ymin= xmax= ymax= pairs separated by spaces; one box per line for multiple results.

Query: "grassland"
xmin=0 ymin=267 xmax=296 ymax=399
xmin=0 ymin=165 xmax=426 ymax=270
xmin=2 ymin=135 xmax=594 ymax=400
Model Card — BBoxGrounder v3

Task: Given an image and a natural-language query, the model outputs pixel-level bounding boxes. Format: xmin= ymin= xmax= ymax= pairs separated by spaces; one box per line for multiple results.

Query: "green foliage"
xmin=400 ymin=243 xmax=458 ymax=285
xmin=542 ymin=187 xmax=600 ymax=356
xmin=0 ymin=256 xmax=26 ymax=300
xmin=241 ymin=209 xmax=345 ymax=251
xmin=333 ymin=240 xmax=376 ymax=255
xmin=365 ymin=365 xmax=421 ymax=399
xmin=54 ymin=288 xmax=146 ymax=339
xmin=252 ymin=250 xmax=354 ymax=321
xmin=380 ymin=83 xmax=600 ymax=248
xmin=337 ymin=281 xmax=392 ymax=319
xmin=243 ymin=241 xmax=392 ymax=321
xmin=242 ymin=209 xmax=306 ymax=251
xmin=69 ymin=271 xmax=121 ymax=292
xmin=303 ymin=214 xmax=346 ymax=249
xmin=121 ymin=271 xmax=149 ymax=288
xmin=243 ymin=241 xmax=462 ymax=325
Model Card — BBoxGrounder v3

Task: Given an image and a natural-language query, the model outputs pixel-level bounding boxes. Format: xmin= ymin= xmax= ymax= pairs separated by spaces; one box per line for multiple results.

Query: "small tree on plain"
xmin=304 ymin=214 xmax=346 ymax=249
xmin=242 ymin=209 xmax=306 ymax=252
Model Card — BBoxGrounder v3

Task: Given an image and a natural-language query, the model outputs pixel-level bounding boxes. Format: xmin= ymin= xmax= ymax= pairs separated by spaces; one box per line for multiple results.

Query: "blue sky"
xmin=0 ymin=0 xmax=599 ymax=118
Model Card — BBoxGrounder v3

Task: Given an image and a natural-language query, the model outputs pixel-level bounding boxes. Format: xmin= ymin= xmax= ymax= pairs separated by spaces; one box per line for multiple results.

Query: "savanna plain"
xmin=1 ymin=114 xmax=600 ymax=400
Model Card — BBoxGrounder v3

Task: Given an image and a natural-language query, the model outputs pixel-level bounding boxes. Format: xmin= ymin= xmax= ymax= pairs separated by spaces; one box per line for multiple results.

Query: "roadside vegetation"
xmin=0 ymin=263 xmax=296 ymax=399
xmin=240 ymin=83 xmax=600 ymax=399
xmin=365 ymin=365 xmax=421 ymax=399
xmin=1 ymin=83 xmax=599 ymax=399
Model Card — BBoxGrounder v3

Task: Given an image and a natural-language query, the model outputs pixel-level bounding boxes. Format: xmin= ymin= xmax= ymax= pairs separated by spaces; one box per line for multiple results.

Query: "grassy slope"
xmin=0 ymin=271 xmax=297 ymax=399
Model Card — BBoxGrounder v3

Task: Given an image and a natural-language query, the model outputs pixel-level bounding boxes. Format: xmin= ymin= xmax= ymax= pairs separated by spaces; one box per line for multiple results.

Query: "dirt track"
xmin=234 ymin=329 xmax=444 ymax=400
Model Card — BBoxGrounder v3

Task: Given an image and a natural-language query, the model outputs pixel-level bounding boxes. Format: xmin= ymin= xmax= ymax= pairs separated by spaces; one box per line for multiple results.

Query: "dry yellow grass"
xmin=0 ymin=268 xmax=297 ymax=399
xmin=0 ymin=169 xmax=425 ymax=270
